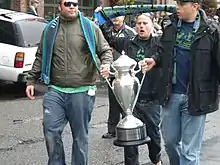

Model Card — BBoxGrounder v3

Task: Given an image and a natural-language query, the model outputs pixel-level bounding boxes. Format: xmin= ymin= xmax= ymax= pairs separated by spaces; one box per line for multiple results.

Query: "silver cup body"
xmin=109 ymin=54 xmax=150 ymax=146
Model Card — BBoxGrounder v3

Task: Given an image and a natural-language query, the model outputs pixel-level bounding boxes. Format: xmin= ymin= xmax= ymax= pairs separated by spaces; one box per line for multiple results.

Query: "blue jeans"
xmin=42 ymin=88 xmax=95 ymax=165
xmin=161 ymin=93 xmax=206 ymax=165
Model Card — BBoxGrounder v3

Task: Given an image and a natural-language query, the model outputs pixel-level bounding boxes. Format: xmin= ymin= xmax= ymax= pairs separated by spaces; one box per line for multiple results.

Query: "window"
xmin=82 ymin=0 xmax=93 ymax=7
xmin=44 ymin=0 xmax=55 ymax=3
xmin=0 ymin=20 xmax=16 ymax=45
xmin=44 ymin=0 xmax=59 ymax=21
xmin=44 ymin=6 xmax=59 ymax=21
xmin=15 ymin=19 xmax=47 ymax=47
xmin=0 ymin=0 xmax=11 ymax=9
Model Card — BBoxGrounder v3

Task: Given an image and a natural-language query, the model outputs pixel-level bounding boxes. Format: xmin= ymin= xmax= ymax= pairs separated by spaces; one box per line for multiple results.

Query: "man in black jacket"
xmin=95 ymin=8 xmax=162 ymax=165
xmin=144 ymin=0 xmax=220 ymax=165
xmin=102 ymin=16 xmax=137 ymax=139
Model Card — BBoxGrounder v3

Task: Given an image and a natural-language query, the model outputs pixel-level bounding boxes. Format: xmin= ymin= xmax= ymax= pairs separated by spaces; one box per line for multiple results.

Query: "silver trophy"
xmin=107 ymin=51 xmax=150 ymax=147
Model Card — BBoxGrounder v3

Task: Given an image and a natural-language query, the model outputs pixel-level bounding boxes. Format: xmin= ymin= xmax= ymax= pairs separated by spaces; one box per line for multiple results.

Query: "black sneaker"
xmin=102 ymin=132 xmax=116 ymax=139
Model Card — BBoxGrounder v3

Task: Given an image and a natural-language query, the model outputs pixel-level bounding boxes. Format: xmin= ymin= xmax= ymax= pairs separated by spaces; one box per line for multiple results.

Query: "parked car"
xmin=0 ymin=9 xmax=47 ymax=83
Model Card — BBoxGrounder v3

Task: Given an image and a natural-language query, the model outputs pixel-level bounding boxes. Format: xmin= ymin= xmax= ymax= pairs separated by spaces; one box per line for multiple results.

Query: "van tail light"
xmin=14 ymin=52 xmax=25 ymax=68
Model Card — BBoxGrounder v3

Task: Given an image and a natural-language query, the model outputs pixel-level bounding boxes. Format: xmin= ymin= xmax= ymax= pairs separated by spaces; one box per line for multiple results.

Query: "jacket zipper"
xmin=64 ymin=24 xmax=68 ymax=82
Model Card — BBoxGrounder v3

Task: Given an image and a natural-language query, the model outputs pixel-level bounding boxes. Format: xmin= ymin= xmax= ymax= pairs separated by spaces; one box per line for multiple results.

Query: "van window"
xmin=15 ymin=18 xmax=47 ymax=47
xmin=0 ymin=20 xmax=16 ymax=45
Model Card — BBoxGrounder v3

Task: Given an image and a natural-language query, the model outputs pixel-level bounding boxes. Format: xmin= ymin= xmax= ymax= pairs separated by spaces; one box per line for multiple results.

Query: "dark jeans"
xmin=42 ymin=88 xmax=95 ymax=165
xmin=107 ymin=78 xmax=124 ymax=134
xmin=124 ymin=100 xmax=162 ymax=165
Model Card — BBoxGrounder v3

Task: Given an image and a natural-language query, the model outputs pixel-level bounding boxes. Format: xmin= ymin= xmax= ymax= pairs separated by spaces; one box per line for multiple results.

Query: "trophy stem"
xmin=125 ymin=109 xmax=132 ymax=116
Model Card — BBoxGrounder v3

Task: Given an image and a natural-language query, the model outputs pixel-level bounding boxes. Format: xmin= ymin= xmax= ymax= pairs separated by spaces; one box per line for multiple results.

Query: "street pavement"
xmin=0 ymin=83 xmax=220 ymax=165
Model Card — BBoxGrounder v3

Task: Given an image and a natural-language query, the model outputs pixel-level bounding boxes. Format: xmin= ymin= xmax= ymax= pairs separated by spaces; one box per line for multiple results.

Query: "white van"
xmin=0 ymin=9 xmax=47 ymax=83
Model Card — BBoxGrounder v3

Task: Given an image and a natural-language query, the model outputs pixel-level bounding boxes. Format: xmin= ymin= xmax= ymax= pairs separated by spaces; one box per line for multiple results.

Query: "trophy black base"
xmin=113 ymin=137 xmax=151 ymax=147
xmin=114 ymin=124 xmax=151 ymax=147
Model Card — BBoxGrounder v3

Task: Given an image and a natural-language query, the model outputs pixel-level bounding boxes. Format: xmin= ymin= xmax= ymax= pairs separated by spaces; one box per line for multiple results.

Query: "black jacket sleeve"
xmin=151 ymin=36 xmax=162 ymax=67
xmin=213 ymin=27 xmax=220 ymax=83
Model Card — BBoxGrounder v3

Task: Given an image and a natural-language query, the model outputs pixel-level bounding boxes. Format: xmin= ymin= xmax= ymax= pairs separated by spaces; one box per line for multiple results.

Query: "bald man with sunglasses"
xmin=26 ymin=0 xmax=112 ymax=165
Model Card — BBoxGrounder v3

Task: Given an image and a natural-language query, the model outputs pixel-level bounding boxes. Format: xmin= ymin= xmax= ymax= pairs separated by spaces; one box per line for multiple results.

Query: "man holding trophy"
xmin=95 ymin=7 xmax=163 ymax=165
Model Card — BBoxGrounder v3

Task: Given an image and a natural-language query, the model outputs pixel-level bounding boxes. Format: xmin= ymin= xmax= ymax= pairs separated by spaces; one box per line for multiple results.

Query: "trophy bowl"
xmin=107 ymin=51 xmax=150 ymax=147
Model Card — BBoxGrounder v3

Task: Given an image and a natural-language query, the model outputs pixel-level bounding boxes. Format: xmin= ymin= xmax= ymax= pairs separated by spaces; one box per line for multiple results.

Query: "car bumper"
xmin=0 ymin=65 xmax=29 ymax=82
xmin=18 ymin=72 xmax=28 ymax=83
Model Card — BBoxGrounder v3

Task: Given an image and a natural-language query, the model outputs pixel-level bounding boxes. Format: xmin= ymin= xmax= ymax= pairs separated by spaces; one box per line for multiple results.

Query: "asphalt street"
xmin=0 ymin=83 xmax=219 ymax=165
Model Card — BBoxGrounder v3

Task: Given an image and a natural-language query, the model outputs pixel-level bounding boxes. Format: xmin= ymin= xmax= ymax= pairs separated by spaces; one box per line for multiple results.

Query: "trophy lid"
xmin=112 ymin=51 xmax=137 ymax=68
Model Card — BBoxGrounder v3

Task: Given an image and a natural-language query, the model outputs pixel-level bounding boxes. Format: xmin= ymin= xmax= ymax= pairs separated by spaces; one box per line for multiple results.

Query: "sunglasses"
xmin=63 ymin=1 xmax=78 ymax=7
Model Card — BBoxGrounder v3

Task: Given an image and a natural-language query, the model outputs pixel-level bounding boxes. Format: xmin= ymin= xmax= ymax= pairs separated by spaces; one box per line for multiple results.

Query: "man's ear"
xmin=193 ymin=3 xmax=200 ymax=10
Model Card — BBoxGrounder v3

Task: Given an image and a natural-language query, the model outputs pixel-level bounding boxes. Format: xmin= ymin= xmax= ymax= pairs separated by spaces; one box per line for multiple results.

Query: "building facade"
xmin=0 ymin=0 xmax=184 ymax=19
xmin=0 ymin=0 xmax=44 ymax=16
xmin=0 ymin=0 xmax=100 ymax=18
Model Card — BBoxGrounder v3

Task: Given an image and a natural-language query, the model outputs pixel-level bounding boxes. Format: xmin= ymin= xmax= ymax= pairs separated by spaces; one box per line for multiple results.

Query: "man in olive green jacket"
xmin=25 ymin=0 xmax=112 ymax=165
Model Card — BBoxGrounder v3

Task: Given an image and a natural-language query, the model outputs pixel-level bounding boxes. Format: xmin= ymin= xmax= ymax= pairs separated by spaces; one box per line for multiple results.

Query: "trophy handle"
xmin=131 ymin=61 xmax=142 ymax=75
xmin=130 ymin=60 xmax=147 ymax=111
xmin=105 ymin=65 xmax=117 ymax=90
xmin=105 ymin=78 xmax=113 ymax=89
xmin=131 ymin=72 xmax=147 ymax=111
xmin=108 ymin=65 xmax=117 ymax=76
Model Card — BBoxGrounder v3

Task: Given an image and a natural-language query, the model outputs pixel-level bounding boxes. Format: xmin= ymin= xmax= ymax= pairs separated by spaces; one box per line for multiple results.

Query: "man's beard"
xmin=61 ymin=11 xmax=78 ymax=20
